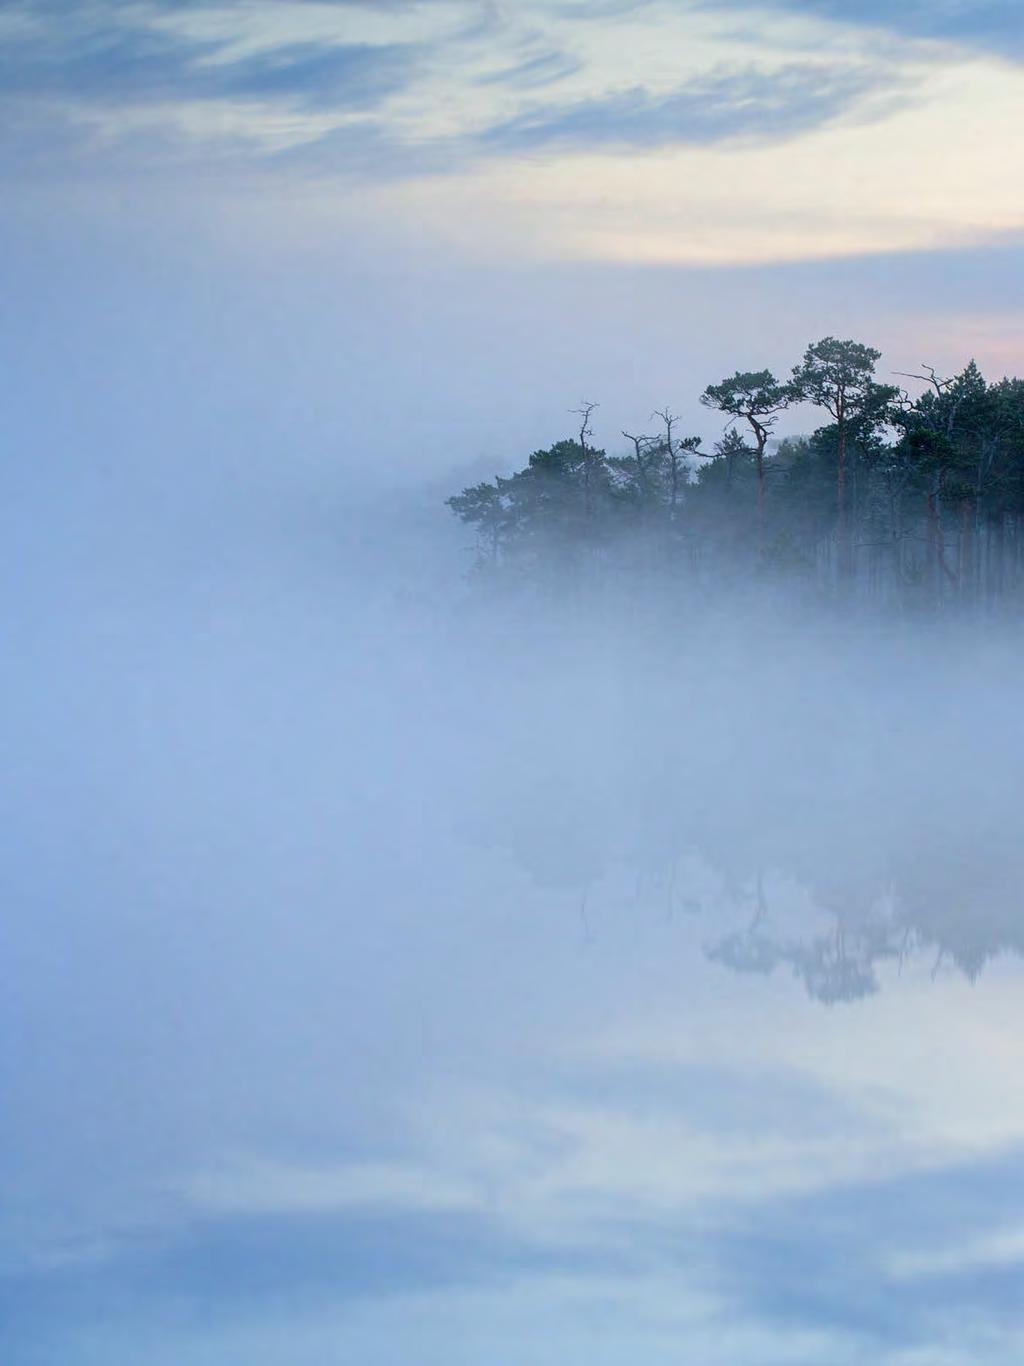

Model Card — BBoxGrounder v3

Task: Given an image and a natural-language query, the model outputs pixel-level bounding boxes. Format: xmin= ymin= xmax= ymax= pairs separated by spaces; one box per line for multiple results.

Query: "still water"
xmin=4 ymin=528 xmax=1023 ymax=1365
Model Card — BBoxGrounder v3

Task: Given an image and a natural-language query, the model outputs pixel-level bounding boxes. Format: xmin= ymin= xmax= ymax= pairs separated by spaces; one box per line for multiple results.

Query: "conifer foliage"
xmin=447 ymin=340 xmax=1024 ymax=608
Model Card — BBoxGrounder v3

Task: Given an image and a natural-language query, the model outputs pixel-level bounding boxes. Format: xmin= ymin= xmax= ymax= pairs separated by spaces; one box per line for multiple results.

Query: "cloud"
xmin=0 ymin=23 xmax=420 ymax=112
xmin=268 ymin=119 xmax=464 ymax=181
xmin=478 ymin=63 xmax=910 ymax=153
xmin=536 ymin=0 xmax=660 ymax=15
xmin=275 ymin=57 xmax=902 ymax=182
xmin=141 ymin=1208 xmax=573 ymax=1304
xmin=196 ymin=42 xmax=420 ymax=112
xmin=702 ymin=1144 xmax=1024 ymax=1346
xmin=530 ymin=1057 xmax=872 ymax=1142
xmin=712 ymin=0 xmax=1024 ymax=61
xmin=179 ymin=1156 xmax=479 ymax=1218
xmin=477 ymin=50 xmax=582 ymax=90
xmin=1 ymin=0 xmax=1020 ymax=272
xmin=0 ymin=1204 xmax=619 ymax=1350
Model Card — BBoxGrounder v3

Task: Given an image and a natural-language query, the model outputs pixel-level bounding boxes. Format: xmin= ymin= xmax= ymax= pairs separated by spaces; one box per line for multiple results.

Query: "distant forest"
xmin=447 ymin=339 xmax=1024 ymax=609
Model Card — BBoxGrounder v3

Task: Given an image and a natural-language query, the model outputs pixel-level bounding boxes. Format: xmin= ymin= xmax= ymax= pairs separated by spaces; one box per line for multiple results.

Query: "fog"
xmin=5 ymin=428 xmax=1024 ymax=1365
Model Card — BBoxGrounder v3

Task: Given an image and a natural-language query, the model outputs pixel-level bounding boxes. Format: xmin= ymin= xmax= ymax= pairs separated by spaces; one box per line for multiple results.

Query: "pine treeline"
xmin=447 ymin=340 xmax=1024 ymax=610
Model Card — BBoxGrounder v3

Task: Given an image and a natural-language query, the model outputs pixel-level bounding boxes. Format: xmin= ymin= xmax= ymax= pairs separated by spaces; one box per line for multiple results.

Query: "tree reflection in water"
xmin=460 ymin=614 xmax=1024 ymax=1004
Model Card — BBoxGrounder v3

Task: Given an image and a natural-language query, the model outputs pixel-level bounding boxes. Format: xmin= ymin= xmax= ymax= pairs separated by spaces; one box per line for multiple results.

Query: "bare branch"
xmin=893 ymin=365 xmax=952 ymax=395
xmin=571 ymin=401 xmax=599 ymax=453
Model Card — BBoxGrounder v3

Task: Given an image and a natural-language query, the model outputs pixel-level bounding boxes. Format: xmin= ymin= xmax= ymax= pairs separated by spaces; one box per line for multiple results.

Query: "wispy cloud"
xmin=705 ymin=1144 xmax=1024 ymax=1345
xmin=0 ymin=22 xmax=420 ymax=112
xmin=1 ymin=0 xmax=1020 ymax=268
xmin=477 ymin=49 xmax=582 ymax=91
xmin=6 ymin=1131 xmax=1024 ymax=1361
xmin=180 ymin=1156 xmax=479 ymax=1218
xmin=479 ymin=62 xmax=909 ymax=153
xmin=268 ymin=119 xmax=464 ymax=181
xmin=0 ymin=1204 xmax=615 ymax=1338
xmin=710 ymin=0 xmax=1024 ymax=61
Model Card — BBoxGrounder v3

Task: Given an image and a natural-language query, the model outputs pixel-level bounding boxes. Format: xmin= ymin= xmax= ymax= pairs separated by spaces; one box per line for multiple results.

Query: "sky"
xmin=4 ymin=4 xmax=1024 ymax=1364
xmin=5 ymin=0 xmax=1024 ymax=266
xmin=2 ymin=0 xmax=1023 ymax=488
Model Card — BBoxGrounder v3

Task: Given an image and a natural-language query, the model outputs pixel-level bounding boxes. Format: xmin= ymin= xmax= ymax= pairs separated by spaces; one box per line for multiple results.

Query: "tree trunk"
xmin=836 ymin=419 xmax=850 ymax=588
xmin=959 ymin=498 xmax=974 ymax=609
xmin=991 ymin=513 xmax=1005 ymax=603
xmin=926 ymin=488 xmax=940 ymax=607
xmin=755 ymin=442 xmax=765 ymax=550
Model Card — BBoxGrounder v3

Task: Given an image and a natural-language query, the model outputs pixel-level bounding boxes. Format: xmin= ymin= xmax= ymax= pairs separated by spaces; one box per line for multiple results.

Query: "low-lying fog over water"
xmin=5 ymin=459 xmax=1024 ymax=1365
